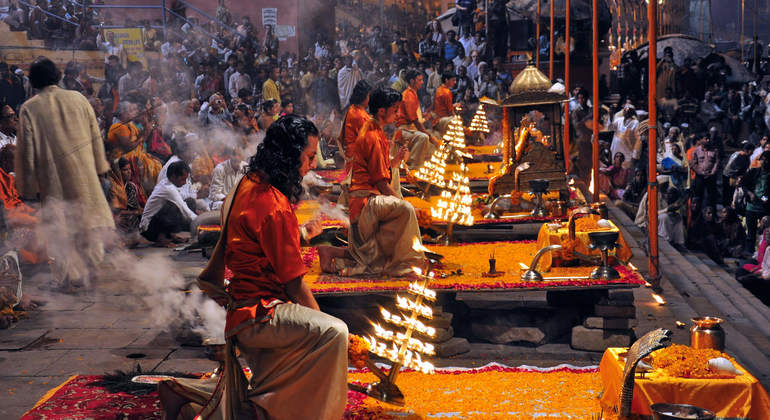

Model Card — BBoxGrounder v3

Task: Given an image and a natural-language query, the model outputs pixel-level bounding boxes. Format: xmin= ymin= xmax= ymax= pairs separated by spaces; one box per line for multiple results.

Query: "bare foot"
xmin=318 ymin=245 xmax=349 ymax=273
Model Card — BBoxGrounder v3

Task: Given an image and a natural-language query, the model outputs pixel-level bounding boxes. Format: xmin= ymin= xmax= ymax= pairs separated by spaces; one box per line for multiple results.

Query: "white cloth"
xmin=0 ymin=130 xmax=15 ymax=148
xmin=208 ymin=160 xmax=245 ymax=210
xmin=140 ymin=178 xmax=197 ymax=231
xmin=761 ymin=246 xmax=770 ymax=279
xmin=228 ymin=71 xmax=252 ymax=100
xmin=610 ymin=117 xmax=639 ymax=165
xmin=337 ymin=66 xmax=362 ymax=109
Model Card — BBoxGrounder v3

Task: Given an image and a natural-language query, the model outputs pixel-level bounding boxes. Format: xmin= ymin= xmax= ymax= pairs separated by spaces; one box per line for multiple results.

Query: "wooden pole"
xmin=647 ymin=0 xmax=660 ymax=289
xmin=536 ymin=0 xmax=541 ymax=68
xmin=591 ymin=0 xmax=599 ymax=202
xmin=549 ymin=0 xmax=555 ymax=79
xmin=699 ymin=0 xmax=704 ymax=40
xmin=564 ymin=0 xmax=571 ymax=171
xmin=754 ymin=0 xmax=759 ymax=74
xmin=741 ymin=0 xmax=745 ymax=63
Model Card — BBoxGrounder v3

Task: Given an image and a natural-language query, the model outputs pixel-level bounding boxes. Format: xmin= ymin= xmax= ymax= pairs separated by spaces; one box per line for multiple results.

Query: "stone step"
xmin=695 ymin=252 xmax=770 ymax=323
xmin=571 ymin=325 xmax=633 ymax=352
xmin=434 ymin=337 xmax=470 ymax=357
xmin=681 ymin=252 xmax=770 ymax=337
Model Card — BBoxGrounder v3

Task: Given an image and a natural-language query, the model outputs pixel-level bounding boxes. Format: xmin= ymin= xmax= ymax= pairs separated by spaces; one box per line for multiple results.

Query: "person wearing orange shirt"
xmin=397 ymin=69 xmax=440 ymax=169
xmin=337 ymin=80 xmax=372 ymax=207
xmin=318 ymin=88 xmax=425 ymax=277
xmin=158 ymin=116 xmax=348 ymax=420
xmin=433 ymin=71 xmax=457 ymax=119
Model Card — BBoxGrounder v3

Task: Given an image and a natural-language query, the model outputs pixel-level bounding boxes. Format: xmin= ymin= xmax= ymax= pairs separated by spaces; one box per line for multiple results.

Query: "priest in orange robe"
xmin=397 ymin=70 xmax=440 ymax=169
xmin=319 ymin=88 xmax=425 ymax=277
xmin=158 ymin=116 xmax=348 ymax=420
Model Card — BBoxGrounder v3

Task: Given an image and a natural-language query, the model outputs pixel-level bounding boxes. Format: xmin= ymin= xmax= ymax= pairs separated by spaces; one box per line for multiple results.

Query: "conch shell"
xmin=708 ymin=357 xmax=743 ymax=375
xmin=596 ymin=219 xmax=612 ymax=228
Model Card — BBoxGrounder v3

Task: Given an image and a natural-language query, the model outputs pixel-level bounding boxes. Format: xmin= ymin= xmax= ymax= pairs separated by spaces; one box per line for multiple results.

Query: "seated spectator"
xmin=208 ymin=148 xmax=245 ymax=210
xmin=140 ymin=161 xmax=198 ymax=245
xmin=108 ymin=157 xmax=144 ymax=239
xmin=599 ymin=152 xmax=630 ymax=200
xmin=687 ymin=206 xmax=724 ymax=265
xmin=658 ymin=186 xmax=685 ymax=249
xmin=717 ymin=207 xmax=746 ymax=259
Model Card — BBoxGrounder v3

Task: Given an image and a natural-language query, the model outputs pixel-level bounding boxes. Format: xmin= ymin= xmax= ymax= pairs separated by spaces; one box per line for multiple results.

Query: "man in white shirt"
xmin=140 ymin=160 xmax=198 ymax=244
xmin=0 ymin=105 xmax=16 ymax=148
xmin=228 ymin=61 xmax=252 ymax=102
xmin=208 ymin=148 xmax=245 ymax=210
xmin=337 ymin=56 xmax=363 ymax=109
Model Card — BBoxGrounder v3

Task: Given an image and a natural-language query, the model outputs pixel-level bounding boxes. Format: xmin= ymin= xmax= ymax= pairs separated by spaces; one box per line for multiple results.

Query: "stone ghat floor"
xmin=2 ymin=206 xmax=770 ymax=418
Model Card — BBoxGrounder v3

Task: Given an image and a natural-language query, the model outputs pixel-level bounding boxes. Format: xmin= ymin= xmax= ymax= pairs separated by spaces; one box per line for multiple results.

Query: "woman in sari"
xmin=108 ymin=157 xmax=144 ymax=236
xmin=107 ymin=101 xmax=163 ymax=194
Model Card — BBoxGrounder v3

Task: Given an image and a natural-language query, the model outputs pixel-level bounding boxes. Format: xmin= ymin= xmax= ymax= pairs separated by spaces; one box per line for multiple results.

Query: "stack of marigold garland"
xmin=650 ymin=344 xmax=732 ymax=378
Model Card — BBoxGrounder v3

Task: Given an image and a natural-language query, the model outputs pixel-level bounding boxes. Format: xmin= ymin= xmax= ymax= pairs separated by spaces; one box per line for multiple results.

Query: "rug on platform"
xmin=21 ymin=364 xmax=605 ymax=420
xmin=299 ymin=241 xmax=645 ymax=294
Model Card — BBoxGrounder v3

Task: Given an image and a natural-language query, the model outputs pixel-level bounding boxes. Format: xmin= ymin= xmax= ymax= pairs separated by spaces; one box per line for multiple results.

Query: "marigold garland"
xmin=650 ymin=344 xmax=731 ymax=378
xmin=348 ymin=334 xmax=371 ymax=369
xmin=346 ymin=364 xmax=604 ymax=419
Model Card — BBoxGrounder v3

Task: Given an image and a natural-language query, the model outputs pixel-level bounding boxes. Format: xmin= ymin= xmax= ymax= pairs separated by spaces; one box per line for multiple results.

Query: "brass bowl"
xmin=691 ymin=316 xmax=723 ymax=329
xmin=650 ymin=403 xmax=715 ymax=420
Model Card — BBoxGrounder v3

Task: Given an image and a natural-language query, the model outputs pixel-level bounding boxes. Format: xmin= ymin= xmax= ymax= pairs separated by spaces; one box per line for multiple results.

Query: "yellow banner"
xmin=104 ymin=28 xmax=146 ymax=66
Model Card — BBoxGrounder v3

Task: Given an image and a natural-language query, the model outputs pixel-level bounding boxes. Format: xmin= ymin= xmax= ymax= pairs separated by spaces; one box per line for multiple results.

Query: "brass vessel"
xmin=689 ymin=317 xmax=725 ymax=351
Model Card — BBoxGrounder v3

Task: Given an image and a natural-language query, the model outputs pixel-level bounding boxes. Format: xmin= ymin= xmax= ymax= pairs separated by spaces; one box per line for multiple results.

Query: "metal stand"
xmin=588 ymin=231 xmax=621 ymax=280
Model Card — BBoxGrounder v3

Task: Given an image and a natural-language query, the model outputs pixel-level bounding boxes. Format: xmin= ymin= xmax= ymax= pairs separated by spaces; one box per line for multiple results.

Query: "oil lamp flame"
xmin=651 ymin=293 xmax=666 ymax=305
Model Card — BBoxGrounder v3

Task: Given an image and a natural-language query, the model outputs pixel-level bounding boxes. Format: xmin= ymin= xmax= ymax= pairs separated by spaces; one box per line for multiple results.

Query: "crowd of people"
xmin=587 ymin=45 xmax=770 ymax=284
xmin=0 ymin=1 xmax=770 ymax=418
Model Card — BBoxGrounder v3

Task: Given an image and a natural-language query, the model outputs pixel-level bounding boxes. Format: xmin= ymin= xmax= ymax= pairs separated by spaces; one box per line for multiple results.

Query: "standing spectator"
xmin=337 ymin=55 xmax=363 ymax=109
xmin=689 ymin=135 xmax=720 ymax=208
xmin=0 ymin=62 xmax=25 ymax=112
xmin=262 ymin=65 xmax=281 ymax=106
xmin=722 ymin=141 xmax=754 ymax=207
xmin=15 ymin=57 xmax=114 ymax=293
xmin=443 ymin=30 xmax=464 ymax=64
xmin=740 ymin=151 xmax=770 ymax=253
xmin=455 ymin=0 xmax=476 ymax=38
xmin=118 ymin=61 xmax=146 ymax=103
xmin=228 ymin=61 xmax=252 ymax=102
xmin=488 ymin=0 xmax=508 ymax=58
xmin=263 ymin=24 xmax=279 ymax=59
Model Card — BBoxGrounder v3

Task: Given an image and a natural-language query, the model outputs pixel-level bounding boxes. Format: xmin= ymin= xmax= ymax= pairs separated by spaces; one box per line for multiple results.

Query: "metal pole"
xmin=741 ymin=0 xmax=745 ymax=63
xmin=591 ymin=0 xmax=599 ymax=202
xmin=485 ymin=0 xmax=489 ymax=43
xmin=536 ymin=0 xmax=541 ymax=68
xmin=647 ymin=0 xmax=660 ymax=289
xmin=754 ymin=0 xmax=759 ymax=74
xmin=549 ymin=0 xmax=555 ymax=79
xmin=699 ymin=0 xmax=704 ymax=40
xmin=161 ymin=0 xmax=167 ymax=41
xmin=563 ymin=0 xmax=571 ymax=171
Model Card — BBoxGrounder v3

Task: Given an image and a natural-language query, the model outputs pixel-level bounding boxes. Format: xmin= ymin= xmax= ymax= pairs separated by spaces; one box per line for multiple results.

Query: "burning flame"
xmin=651 ymin=293 xmax=666 ymax=305
xmin=589 ymin=171 xmax=595 ymax=195
xmin=412 ymin=237 xmax=435 ymax=254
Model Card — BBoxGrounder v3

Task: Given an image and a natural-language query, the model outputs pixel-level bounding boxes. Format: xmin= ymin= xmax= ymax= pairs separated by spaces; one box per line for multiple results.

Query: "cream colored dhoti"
xmin=399 ymin=125 xmax=435 ymax=169
xmin=338 ymin=194 xmax=424 ymax=277
xmin=160 ymin=302 xmax=349 ymax=420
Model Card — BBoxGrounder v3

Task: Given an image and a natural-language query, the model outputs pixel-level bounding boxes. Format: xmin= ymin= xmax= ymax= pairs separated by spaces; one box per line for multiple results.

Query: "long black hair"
xmin=247 ymin=114 xmax=318 ymax=203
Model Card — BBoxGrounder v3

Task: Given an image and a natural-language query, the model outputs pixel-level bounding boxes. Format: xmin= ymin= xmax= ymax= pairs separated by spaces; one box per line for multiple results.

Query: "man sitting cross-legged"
xmin=318 ymin=87 xmax=425 ymax=277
